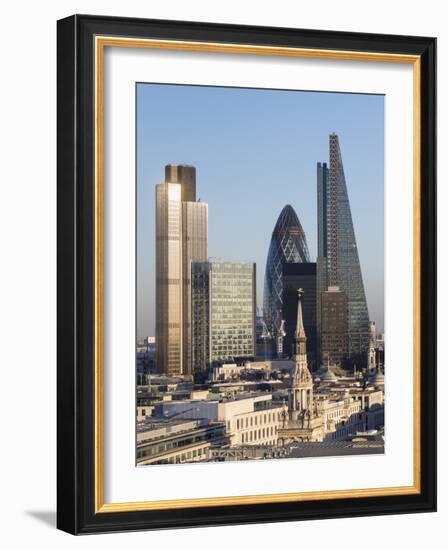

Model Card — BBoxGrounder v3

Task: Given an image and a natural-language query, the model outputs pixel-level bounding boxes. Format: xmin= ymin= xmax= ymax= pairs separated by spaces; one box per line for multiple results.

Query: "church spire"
xmin=296 ymin=288 xmax=306 ymax=337
xmin=293 ymin=288 xmax=307 ymax=357
xmin=289 ymin=288 xmax=313 ymax=416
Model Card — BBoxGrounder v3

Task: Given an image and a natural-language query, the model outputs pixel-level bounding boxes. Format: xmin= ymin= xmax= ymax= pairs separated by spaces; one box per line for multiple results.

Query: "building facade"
xmin=316 ymin=134 xmax=370 ymax=362
xmin=282 ymin=262 xmax=317 ymax=367
xmin=155 ymin=164 xmax=208 ymax=375
xmin=181 ymin=201 xmax=208 ymax=373
xmin=263 ymin=205 xmax=310 ymax=351
xmin=191 ymin=260 xmax=256 ymax=371
xmin=158 ymin=394 xmax=282 ymax=447
xmin=136 ymin=418 xmax=227 ymax=465
xmin=320 ymin=286 xmax=349 ymax=366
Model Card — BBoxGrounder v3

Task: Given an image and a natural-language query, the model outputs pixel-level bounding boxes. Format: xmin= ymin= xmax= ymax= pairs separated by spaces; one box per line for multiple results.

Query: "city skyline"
xmin=137 ymin=83 xmax=384 ymax=337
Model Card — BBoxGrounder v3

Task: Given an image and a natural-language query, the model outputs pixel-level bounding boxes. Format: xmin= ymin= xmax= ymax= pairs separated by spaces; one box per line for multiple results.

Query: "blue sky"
xmin=137 ymin=84 xmax=384 ymax=337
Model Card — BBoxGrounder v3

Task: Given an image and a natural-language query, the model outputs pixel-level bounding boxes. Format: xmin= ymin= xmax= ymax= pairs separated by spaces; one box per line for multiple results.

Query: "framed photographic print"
xmin=57 ymin=14 xmax=436 ymax=534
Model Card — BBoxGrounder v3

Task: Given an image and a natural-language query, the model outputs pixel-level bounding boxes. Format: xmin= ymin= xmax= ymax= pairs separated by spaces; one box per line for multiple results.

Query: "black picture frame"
xmin=57 ymin=14 xmax=436 ymax=534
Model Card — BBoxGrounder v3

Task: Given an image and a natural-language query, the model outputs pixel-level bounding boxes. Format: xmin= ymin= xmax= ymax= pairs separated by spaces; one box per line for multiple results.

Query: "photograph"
xmin=53 ymin=12 xmax=436 ymax=535
xmin=135 ymin=83 xmax=385 ymax=466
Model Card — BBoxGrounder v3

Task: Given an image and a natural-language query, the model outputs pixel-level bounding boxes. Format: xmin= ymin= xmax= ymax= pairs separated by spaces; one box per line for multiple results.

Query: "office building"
xmin=320 ymin=286 xmax=349 ymax=366
xmin=158 ymin=393 xmax=282 ymax=447
xmin=155 ymin=164 xmax=208 ymax=375
xmin=136 ymin=418 xmax=228 ymax=465
xmin=191 ymin=260 xmax=256 ymax=371
xmin=317 ymin=134 xmax=370 ymax=361
xmin=263 ymin=205 xmax=310 ymax=350
xmin=282 ymin=262 xmax=317 ymax=367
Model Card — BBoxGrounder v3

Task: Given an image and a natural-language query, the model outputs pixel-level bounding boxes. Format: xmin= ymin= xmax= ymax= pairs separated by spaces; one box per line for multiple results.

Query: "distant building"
xmin=320 ymin=286 xmax=349 ymax=366
xmin=155 ymin=164 xmax=208 ymax=375
xmin=191 ymin=260 xmax=256 ymax=370
xmin=282 ymin=262 xmax=317 ymax=367
xmin=263 ymin=205 xmax=310 ymax=350
xmin=316 ymin=134 xmax=370 ymax=361
xmin=136 ymin=337 xmax=156 ymax=380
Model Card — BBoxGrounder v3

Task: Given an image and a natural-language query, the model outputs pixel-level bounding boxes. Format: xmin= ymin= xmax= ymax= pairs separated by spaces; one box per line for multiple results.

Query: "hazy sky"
xmin=137 ymin=84 xmax=384 ymax=337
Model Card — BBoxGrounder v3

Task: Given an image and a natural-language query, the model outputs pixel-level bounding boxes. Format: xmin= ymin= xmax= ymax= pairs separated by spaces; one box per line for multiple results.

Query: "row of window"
xmin=241 ymin=426 xmax=277 ymax=443
xmin=152 ymin=446 xmax=206 ymax=465
xmin=236 ymin=412 xmax=280 ymax=430
xmin=137 ymin=430 xmax=221 ymax=459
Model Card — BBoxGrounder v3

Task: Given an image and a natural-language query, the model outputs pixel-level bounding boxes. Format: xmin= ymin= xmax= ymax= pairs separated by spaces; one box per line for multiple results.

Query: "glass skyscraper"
xmin=155 ymin=165 xmax=208 ymax=375
xmin=317 ymin=133 xmax=370 ymax=361
xmin=263 ymin=205 xmax=310 ymax=346
xmin=191 ymin=261 xmax=256 ymax=371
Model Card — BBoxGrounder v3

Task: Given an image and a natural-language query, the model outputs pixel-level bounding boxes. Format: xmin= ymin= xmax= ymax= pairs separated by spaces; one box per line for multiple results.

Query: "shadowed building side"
xmin=282 ymin=262 xmax=317 ymax=369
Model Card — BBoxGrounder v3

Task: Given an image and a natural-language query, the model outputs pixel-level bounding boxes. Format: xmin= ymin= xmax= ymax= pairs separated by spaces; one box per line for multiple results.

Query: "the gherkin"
xmin=263 ymin=205 xmax=310 ymax=340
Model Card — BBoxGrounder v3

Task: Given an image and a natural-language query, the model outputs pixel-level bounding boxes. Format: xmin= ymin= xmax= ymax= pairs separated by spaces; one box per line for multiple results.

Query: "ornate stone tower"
xmin=278 ymin=289 xmax=324 ymax=444
xmin=289 ymin=289 xmax=314 ymax=421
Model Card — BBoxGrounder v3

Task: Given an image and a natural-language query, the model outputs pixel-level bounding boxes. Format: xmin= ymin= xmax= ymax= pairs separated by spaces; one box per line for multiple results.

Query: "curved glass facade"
xmin=263 ymin=205 xmax=310 ymax=339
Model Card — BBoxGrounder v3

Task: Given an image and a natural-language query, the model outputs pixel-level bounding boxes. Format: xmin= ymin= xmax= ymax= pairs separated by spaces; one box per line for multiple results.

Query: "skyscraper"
xmin=263 ymin=205 xmax=310 ymax=350
xmin=191 ymin=260 xmax=256 ymax=371
xmin=317 ymin=134 xmax=370 ymax=361
xmin=155 ymin=165 xmax=208 ymax=375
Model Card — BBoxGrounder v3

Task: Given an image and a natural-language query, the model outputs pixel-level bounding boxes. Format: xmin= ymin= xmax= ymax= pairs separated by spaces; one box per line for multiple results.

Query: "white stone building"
xmin=159 ymin=393 xmax=282 ymax=446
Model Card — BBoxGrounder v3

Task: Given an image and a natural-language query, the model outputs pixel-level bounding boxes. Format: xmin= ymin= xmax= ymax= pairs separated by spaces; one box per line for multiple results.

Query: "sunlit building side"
xmin=191 ymin=260 xmax=256 ymax=371
xmin=155 ymin=165 xmax=208 ymax=375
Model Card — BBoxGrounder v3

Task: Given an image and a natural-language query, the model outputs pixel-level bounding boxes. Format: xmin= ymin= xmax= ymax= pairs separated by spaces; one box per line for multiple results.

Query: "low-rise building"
xmin=156 ymin=393 xmax=282 ymax=447
xmin=137 ymin=418 xmax=227 ymax=465
xmin=315 ymin=393 xmax=365 ymax=440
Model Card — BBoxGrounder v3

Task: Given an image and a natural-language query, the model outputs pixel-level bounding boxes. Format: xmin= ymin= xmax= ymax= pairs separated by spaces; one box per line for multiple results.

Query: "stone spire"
xmin=293 ymin=288 xmax=307 ymax=359
xmin=289 ymin=289 xmax=313 ymax=417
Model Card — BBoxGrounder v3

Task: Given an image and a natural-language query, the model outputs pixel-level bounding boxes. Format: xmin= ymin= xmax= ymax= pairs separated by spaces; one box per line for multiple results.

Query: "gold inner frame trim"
xmin=94 ymin=35 xmax=422 ymax=513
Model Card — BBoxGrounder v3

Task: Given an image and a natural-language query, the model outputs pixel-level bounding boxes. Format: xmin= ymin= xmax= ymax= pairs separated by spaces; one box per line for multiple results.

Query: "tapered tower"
xmin=317 ymin=134 xmax=370 ymax=361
